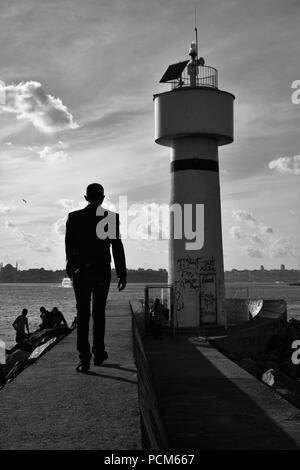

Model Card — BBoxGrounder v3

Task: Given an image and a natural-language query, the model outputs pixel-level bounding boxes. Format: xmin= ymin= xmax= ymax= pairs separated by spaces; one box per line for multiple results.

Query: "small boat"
xmin=61 ymin=278 xmax=72 ymax=288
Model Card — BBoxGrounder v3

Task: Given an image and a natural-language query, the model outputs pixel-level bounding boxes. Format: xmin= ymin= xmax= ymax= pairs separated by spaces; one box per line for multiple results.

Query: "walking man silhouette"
xmin=65 ymin=183 xmax=127 ymax=373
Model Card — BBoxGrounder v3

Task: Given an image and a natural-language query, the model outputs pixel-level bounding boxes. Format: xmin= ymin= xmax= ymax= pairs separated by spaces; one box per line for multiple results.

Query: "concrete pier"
xmin=0 ymin=298 xmax=141 ymax=450
xmin=3 ymin=294 xmax=300 ymax=450
xmin=142 ymin=334 xmax=300 ymax=449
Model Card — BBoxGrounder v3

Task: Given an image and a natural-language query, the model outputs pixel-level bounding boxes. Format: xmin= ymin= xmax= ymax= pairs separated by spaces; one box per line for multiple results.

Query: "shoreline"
xmin=0 ymin=281 xmax=299 ymax=285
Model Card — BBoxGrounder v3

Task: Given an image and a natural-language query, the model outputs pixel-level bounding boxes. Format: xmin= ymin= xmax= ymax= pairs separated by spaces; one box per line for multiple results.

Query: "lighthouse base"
xmin=169 ymin=256 xmax=226 ymax=328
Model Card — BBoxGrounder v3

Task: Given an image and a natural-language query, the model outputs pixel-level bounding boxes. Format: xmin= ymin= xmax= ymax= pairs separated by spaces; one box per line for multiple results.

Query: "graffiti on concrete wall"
xmin=174 ymin=257 xmax=216 ymax=312
xmin=200 ymin=274 xmax=217 ymax=323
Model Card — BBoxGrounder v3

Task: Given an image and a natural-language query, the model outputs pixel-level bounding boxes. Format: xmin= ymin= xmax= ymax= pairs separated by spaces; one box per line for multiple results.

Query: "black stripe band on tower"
xmin=171 ymin=159 xmax=219 ymax=173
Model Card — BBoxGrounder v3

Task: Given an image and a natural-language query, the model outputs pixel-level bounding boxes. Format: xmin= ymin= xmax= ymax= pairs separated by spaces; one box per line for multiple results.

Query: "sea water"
xmin=0 ymin=282 xmax=299 ymax=349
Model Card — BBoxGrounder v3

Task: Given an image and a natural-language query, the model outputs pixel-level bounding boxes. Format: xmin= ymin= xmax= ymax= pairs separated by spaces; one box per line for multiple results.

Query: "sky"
xmin=0 ymin=0 xmax=299 ymax=271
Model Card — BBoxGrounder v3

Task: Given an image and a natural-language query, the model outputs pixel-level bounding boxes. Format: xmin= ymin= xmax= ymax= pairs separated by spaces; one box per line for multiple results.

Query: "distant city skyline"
xmin=0 ymin=0 xmax=299 ymax=271
xmin=0 ymin=259 xmax=298 ymax=273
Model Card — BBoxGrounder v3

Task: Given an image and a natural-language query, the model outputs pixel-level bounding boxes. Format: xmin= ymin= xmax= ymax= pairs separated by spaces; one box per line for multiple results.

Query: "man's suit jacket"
xmin=65 ymin=204 xmax=126 ymax=279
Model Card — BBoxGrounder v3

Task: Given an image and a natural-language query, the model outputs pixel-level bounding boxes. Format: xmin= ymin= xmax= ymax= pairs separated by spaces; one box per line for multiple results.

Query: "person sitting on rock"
xmin=150 ymin=298 xmax=169 ymax=339
xmin=12 ymin=308 xmax=30 ymax=343
xmin=51 ymin=307 xmax=68 ymax=329
xmin=39 ymin=306 xmax=54 ymax=329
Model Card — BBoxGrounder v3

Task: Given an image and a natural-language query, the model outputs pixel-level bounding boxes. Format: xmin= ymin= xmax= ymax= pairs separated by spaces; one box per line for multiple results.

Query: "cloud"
xmin=38 ymin=141 xmax=69 ymax=163
xmin=5 ymin=220 xmax=15 ymax=229
xmin=54 ymin=199 xmax=88 ymax=238
xmin=58 ymin=199 xmax=85 ymax=210
xmin=74 ymin=105 xmax=152 ymax=145
xmin=244 ymin=246 xmax=265 ymax=258
xmin=268 ymin=238 xmax=298 ymax=258
xmin=260 ymin=225 xmax=273 ymax=234
xmin=268 ymin=155 xmax=300 ymax=175
xmin=5 ymin=220 xmax=53 ymax=252
xmin=0 ymin=201 xmax=14 ymax=214
xmin=232 ymin=210 xmax=273 ymax=234
xmin=229 ymin=226 xmax=246 ymax=239
xmin=83 ymin=106 xmax=151 ymax=134
xmin=2 ymin=81 xmax=79 ymax=133
xmin=230 ymin=210 xmax=298 ymax=259
xmin=232 ymin=210 xmax=256 ymax=223
xmin=53 ymin=216 xmax=67 ymax=239
xmin=58 ymin=199 xmax=76 ymax=210
xmin=248 ymin=234 xmax=265 ymax=245
xmin=244 ymin=238 xmax=299 ymax=259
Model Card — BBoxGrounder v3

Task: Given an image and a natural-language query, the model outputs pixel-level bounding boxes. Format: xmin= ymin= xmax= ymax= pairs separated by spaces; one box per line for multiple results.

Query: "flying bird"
xmin=22 ymin=199 xmax=27 ymax=204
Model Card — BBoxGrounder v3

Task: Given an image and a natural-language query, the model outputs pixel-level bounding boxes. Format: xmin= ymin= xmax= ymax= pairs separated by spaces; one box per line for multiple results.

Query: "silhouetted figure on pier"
xmin=39 ymin=306 xmax=53 ymax=329
xmin=51 ymin=307 xmax=68 ymax=328
xmin=12 ymin=308 xmax=30 ymax=343
xmin=150 ymin=298 xmax=169 ymax=339
xmin=65 ymin=183 xmax=127 ymax=373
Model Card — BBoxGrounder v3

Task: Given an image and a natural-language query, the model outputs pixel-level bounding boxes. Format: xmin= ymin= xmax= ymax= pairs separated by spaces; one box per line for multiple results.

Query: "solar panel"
xmin=159 ymin=60 xmax=189 ymax=83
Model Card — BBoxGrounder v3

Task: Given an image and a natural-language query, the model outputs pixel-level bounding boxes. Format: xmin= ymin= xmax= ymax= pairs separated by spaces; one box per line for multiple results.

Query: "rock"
xmin=0 ymin=325 xmax=72 ymax=389
xmin=262 ymin=368 xmax=299 ymax=392
xmin=10 ymin=341 xmax=35 ymax=353
xmin=29 ymin=337 xmax=57 ymax=360
xmin=3 ymin=349 xmax=31 ymax=382
xmin=5 ymin=349 xmax=30 ymax=367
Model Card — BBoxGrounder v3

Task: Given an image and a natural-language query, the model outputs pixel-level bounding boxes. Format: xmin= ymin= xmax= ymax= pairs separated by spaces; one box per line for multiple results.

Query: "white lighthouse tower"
xmin=154 ymin=38 xmax=234 ymax=328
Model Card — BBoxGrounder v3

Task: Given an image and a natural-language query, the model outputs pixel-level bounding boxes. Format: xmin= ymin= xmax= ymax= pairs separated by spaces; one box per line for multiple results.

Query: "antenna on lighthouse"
xmin=194 ymin=4 xmax=198 ymax=62
xmin=189 ymin=6 xmax=199 ymax=64
xmin=192 ymin=6 xmax=205 ymax=67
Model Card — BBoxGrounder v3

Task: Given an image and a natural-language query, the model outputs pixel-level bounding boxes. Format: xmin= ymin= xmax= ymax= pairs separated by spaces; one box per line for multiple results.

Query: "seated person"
xmin=150 ymin=298 xmax=169 ymax=339
xmin=39 ymin=306 xmax=54 ymax=329
xmin=51 ymin=307 xmax=68 ymax=328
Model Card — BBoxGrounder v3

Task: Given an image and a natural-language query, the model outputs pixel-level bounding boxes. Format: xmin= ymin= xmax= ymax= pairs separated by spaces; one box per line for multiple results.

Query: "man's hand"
xmin=66 ymin=261 xmax=73 ymax=279
xmin=117 ymin=277 xmax=127 ymax=291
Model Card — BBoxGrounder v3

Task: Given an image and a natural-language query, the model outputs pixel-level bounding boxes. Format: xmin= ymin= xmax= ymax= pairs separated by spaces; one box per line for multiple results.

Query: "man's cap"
xmin=86 ymin=183 xmax=104 ymax=200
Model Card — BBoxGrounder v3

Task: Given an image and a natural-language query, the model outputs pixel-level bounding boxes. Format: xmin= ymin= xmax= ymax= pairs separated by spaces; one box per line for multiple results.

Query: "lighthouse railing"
xmin=171 ymin=65 xmax=218 ymax=90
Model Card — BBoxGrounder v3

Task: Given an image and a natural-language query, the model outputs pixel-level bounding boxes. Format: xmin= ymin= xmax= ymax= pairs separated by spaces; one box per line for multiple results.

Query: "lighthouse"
xmin=154 ymin=38 xmax=234 ymax=328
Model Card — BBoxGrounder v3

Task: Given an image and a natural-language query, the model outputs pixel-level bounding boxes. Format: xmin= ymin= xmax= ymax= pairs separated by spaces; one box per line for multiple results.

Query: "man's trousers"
xmin=72 ymin=266 xmax=111 ymax=362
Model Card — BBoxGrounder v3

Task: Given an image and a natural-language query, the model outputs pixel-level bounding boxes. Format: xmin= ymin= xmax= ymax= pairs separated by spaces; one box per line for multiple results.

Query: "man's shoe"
xmin=93 ymin=351 xmax=108 ymax=366
xmin=76 ymin=360 xmax=90 ymax=373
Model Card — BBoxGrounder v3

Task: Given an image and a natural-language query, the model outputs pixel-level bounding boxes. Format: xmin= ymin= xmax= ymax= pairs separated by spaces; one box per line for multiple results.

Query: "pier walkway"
xmin=143 ymin=333 xmax=300 ymax=450
xmin=0 ymin=298 xmax=141 ymax=450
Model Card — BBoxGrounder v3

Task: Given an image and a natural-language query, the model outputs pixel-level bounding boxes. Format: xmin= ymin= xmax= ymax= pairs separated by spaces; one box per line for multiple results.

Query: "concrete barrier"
xmin=130 ymin=301 xmax=169 ymax=450
xmin=225 ymin=298 xmax=264 ymax=324
xmin=212 ymin=299 xmax=287 ymax=360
